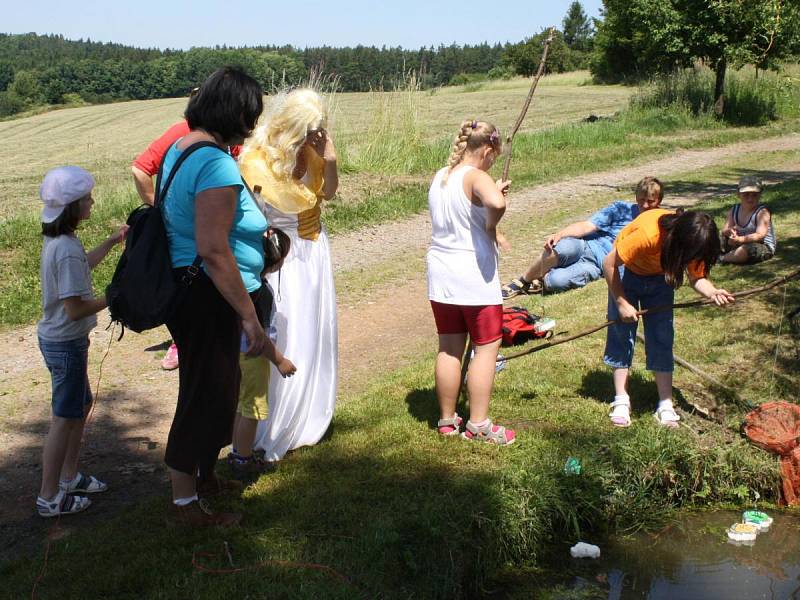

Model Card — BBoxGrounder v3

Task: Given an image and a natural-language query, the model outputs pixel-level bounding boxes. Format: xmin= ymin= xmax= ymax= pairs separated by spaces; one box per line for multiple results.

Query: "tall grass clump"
xmin=632 ymin=67 xmax=791 ymax=126
xmin=338 ymin=72 xmax=446 ymax=175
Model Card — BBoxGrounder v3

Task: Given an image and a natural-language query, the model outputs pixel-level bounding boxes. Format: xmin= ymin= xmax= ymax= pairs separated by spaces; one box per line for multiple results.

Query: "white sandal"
xmin=609 ymin=399 xmax=631 ymax=428
xmin=654 ymin=405 xmax=680 ymax=428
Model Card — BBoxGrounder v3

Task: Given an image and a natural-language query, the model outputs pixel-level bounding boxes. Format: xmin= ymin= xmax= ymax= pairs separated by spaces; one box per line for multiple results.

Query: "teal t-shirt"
xmin=161 ymin=143 xmax=267 ymax=292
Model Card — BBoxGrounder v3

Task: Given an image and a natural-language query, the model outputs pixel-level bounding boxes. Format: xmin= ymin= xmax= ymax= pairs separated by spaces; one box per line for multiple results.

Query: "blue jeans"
xmin=603 ymin=269 xmax=675 ymax=372
xmin=543 ymin=237 xmax=602 ymax=292
xmin=38 ymin=336 xmax=93 ymax=419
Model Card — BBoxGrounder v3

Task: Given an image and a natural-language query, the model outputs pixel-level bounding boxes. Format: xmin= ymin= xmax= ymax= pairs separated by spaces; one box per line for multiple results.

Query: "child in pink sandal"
xmin=426 ymin=119 xmax=515 ymax=447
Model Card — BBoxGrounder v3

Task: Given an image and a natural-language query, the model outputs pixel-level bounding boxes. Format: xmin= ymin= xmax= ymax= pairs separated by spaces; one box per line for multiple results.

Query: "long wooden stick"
xmin=458 ymin=27 xmax=557 ymax=402
xmin=501 ymin=27 xmax=556 ymax=181
xmin=499 ymin=267 xmax=800 ymax=363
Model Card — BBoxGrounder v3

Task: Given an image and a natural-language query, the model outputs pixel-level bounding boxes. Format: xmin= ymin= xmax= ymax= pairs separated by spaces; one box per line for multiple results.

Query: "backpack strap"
xmin=154 ymin=140 xmax=228 ymax=275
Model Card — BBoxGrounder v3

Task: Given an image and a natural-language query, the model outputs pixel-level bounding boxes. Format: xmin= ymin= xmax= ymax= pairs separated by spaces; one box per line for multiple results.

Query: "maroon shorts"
xmin=430 ymin=301 xmax=503 ymax=345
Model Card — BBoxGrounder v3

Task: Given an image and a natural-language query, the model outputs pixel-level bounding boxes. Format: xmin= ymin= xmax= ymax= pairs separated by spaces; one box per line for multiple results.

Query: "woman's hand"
xmin=241 ymin=316 xmax=267 ymax=357
xmin=277 ymin=357 xmax=297 ymax=377
xmin=707 ymin=287 xmax=735 ymax=306
xmin=308 ymin=128 xmax=337 ymax=162
xmin=616 ymin=298 xmax=639 ymax=323
xmin=727 ymin=231 xmax=743 ymax=246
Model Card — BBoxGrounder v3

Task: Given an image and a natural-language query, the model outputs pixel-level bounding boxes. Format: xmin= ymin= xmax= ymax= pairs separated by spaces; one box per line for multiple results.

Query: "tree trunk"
xmin=714 ymin=56 xmax=726 ymax=117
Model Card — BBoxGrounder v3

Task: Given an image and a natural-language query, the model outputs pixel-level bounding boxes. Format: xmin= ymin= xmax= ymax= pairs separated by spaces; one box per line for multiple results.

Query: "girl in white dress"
xmin=239 ymin=89 xmax=339 ymax=461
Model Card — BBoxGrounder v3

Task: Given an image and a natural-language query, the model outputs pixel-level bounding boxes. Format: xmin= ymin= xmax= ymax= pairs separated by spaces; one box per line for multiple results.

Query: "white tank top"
xmin=426 ymin=166 xmax=502 ymax=306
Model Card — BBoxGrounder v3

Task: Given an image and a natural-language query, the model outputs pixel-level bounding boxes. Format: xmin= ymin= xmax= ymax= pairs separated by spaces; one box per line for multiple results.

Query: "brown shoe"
xmin=168 ymin=498 xmax=241 ymax=528
xmin=197 ymin=472 xmax=244 ymax=497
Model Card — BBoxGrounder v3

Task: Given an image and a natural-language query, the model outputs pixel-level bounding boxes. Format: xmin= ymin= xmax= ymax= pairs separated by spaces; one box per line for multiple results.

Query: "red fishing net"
xmin=744 ymin=401 xmax=800 ymax=506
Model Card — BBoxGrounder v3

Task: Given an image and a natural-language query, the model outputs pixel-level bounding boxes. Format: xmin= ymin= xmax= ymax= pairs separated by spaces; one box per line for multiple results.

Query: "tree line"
xmin=0 ymin=3 xmax=595 ymax=117
xmin=3 ymin=1 xmax=797 ymax=119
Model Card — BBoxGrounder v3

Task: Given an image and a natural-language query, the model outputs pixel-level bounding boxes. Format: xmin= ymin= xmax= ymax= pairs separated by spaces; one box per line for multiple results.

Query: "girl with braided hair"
xmin=427 ymin=119 xmax=515 ymax=445
xmin=238 ymin=88 xmax=338 ymax=461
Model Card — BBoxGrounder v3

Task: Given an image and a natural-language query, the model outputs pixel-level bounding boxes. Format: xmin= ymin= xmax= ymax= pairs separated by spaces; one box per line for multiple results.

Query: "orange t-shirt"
xmin=614 ymin=209 xmax=706 ymax=280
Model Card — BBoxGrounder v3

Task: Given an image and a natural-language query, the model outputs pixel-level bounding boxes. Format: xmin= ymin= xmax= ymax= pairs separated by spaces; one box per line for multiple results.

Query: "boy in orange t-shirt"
xmin=603 ymin=208 xmax=734 ymax=428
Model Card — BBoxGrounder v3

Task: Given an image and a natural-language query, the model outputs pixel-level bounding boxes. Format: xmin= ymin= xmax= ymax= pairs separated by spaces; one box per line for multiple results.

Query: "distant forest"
xmin=0 ymin=3 xmax=596 ymax=118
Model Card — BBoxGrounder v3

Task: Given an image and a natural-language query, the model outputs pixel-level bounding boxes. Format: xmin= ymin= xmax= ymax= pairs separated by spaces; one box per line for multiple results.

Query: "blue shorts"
xmin=603 ymin=269 xmax=675 ymax=372
xmin=38 ymin=336 xmax=93 ymax=419
xmin=543 ymin=237 xmax=603 ymax=292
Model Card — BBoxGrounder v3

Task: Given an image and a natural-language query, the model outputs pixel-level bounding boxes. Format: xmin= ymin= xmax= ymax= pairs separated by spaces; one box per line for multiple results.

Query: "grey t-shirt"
xmin=37 ymin=234 xmax=97 ymax=342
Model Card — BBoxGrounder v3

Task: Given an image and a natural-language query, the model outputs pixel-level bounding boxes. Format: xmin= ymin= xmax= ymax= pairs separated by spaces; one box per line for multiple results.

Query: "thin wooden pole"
xmin=501 ymin=27 xmax=556 ymax=182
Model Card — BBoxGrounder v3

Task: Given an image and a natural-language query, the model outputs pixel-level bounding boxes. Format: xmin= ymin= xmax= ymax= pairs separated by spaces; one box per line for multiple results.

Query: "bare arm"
xmin=545 ymin=220 xmax=598 ymax=250
xmin=63 ymin=296 xmax=107 ymax=321
xmin=262 ymin=339 xmax=296 ymax=377
xmin=720 ymin=208 xmax=736 ymax=238
xmin=131 ymin=165 xmax=156 ymax=205
xmin=321 ymin=136 xmax=338 ymax=200
xmin=86 ymin=226 xmax=128 ymax=269
xmin=737 ymin=209 xmax=771 ymax=244
xmin=469 ymin=170 xmax=508 ymax=243
xmin=195 ymin=186 xmax=266 ymax=356
xmin=603 ymin=248 xmax=638 ymax=322
xmin=689 ymin=276 xmax=735 ymax=306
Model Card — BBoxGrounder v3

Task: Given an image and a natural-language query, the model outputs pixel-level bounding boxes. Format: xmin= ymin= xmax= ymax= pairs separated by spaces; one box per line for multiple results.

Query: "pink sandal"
xmin=437 ymin=413 xmax=463 ymax=436
xmin=461 ymin=420 xmax=516 ymax=446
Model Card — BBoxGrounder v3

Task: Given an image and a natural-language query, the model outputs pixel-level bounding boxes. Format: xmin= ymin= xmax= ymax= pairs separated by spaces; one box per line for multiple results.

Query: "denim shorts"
xmin=543 ymin=237 xmax=603 ymax=292
xmin=38 ymin=336 xmax=93 ymax=419
xmin=603 ymin=268 xmax=675 ymax=372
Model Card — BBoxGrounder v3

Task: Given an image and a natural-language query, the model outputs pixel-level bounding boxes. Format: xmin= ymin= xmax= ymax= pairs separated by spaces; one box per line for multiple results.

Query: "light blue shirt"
xmin=161 ymin=143 xmax=268 ymax=292
xmin=585 ymin=201 xmax=640 ymax=265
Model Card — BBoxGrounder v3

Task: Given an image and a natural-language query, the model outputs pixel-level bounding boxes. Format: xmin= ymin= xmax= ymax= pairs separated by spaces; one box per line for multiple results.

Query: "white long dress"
xmin=253 ymin=203 xmax=338 ymax=460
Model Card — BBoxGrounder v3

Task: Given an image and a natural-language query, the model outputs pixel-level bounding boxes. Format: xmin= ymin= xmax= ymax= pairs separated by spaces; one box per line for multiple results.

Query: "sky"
xmin=2 ymin=0 xmax=605 ymax=50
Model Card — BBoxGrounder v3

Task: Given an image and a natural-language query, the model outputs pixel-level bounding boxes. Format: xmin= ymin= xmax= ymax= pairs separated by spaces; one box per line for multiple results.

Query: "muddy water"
xmin=552 ymin=511 xmax=800 ymax=599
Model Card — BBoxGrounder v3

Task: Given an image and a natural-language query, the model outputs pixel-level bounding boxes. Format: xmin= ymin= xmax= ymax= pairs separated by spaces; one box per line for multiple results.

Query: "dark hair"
xmin=41 ymin=199 xmax=82 ymax=237
xmin=185 ymin=66 xmax=263 ymax=144
xmin=659 ymin=210 xmax=720 ymax=288
xmin=263 ymin=227 xmax=291 ymax=270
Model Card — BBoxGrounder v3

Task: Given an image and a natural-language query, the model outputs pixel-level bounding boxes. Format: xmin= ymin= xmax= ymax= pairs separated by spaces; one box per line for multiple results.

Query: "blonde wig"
xmin=246 ymin=88 xmax=328 ymax=181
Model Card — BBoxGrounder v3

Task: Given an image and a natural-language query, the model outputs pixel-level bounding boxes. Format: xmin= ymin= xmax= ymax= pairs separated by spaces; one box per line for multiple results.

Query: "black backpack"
xmin=106 ymin=141 xmax=223 ymax=333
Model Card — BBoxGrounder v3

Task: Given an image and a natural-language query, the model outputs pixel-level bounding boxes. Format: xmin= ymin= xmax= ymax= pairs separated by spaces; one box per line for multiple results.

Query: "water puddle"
xmin=539 ymin=511 xmax=800 ymax=599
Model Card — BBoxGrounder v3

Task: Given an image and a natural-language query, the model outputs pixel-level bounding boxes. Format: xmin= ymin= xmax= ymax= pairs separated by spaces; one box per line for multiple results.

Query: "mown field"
xmin=0 ymin=72 xmax=630 ymax=221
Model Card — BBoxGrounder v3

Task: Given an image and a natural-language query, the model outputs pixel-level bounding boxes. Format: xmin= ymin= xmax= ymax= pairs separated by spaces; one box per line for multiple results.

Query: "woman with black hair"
xmin=160 ymin=66 xmax=266 ymax=527
xmin=603 ymin=208 xmax=735 ymax=429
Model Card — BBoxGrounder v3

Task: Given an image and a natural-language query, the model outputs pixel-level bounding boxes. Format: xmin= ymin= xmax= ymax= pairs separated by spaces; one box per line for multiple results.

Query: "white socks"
xmin=173 ymin=494 xmax=198 ymax=507
xmin=658 ymin=398 xmax=674 ymax=411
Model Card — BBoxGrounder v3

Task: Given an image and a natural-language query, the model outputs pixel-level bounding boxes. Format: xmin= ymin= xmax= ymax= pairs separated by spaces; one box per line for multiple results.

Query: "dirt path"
xmin=1 ymin=133 xmax=798 ymax=560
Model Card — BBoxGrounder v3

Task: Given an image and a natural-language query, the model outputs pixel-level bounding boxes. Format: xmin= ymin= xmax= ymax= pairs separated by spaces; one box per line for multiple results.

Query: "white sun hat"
xmin=40 ymin=166 xmax=95 ymax=223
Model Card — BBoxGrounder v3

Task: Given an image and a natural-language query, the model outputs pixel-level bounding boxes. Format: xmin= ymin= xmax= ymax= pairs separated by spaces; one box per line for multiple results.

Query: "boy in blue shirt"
xmin=502 ymin=177 xmax=663 ymax=298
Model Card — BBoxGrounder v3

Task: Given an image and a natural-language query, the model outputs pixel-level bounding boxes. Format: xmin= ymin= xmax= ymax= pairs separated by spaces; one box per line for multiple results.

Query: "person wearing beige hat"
xmin=36 ymin=166 xmax=128 ymax=518
xmin=720 ymin=175 xmax=776 ymax=265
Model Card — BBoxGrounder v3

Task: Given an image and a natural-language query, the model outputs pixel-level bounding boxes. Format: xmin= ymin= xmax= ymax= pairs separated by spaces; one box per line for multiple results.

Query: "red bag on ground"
xmin=743 ymin=401 xmax=800 ymax=506
xmin=501 ymin=307 xmax=550 ymax=347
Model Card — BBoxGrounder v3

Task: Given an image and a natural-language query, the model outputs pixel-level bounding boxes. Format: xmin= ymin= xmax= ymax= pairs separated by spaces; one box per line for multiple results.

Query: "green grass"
xmin=633 ymin=67 xmax=800 ymax=125
xmin=3 ymin=180 xmax=798 ymax=599
xmin=2 ymin=104 xmax=798 ymax=328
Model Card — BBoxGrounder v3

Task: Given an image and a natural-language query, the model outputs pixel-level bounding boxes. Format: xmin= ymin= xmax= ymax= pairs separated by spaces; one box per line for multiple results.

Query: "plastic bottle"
xmin=564 ymin=457 xmax=582 ymax=475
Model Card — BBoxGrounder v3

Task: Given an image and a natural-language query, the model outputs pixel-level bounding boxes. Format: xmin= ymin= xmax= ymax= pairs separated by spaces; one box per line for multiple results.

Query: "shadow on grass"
xmin=578 ymin=368 xmax=659 ymax=416
xmin=0 ymin=388 xmax=171 ymax=564
xmin=2 ymin=421 xmax=507 ymax=599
